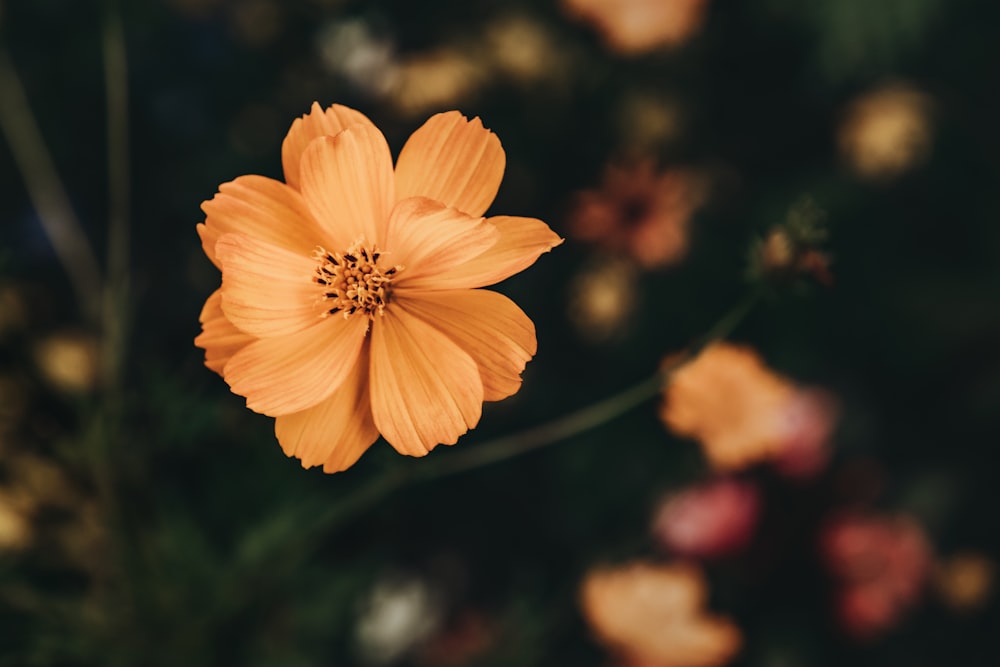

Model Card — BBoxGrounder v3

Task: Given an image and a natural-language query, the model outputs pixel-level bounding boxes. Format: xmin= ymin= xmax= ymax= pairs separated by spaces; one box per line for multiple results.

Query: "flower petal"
xmin=299 ymin=126 xmax=395 ymax=249
xmin=394 ymin=111 xmax=505 ymax=216
xmin=274 ymin=346 xmax=379 ymax=473
xmin=369 ymin=306 xmax=483 ymax=456
xmin=194 ymin=288 xmax=257 ymax=375
xmin=198 ymin=175 xmax=321 ymax=269
xmin=405 ymin=215 xmax=562 ymax=290
xmin=281 ymin=102 xmax=378 ymax=190
xmin=397 ymin=290 xmax=536 ymax=401
xmin=216 ymin=233 xmax=322 ymax=338
xmin=223 ymin=315 xmax=368 ymax=416
xmin=384 ymin=197 xmax=499 ymax=285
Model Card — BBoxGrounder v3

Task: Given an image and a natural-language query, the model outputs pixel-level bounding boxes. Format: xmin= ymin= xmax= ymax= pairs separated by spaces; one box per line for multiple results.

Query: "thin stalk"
xmin=0 ymin=48 xmax=103 ymax=324
xmin=415 ymin=285 xmax=764 ymax=482
xmin=100 ymin=1 xmax=131 ymax=395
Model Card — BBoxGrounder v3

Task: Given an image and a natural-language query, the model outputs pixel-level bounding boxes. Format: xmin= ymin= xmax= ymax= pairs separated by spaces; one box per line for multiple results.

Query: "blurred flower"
xmin=838 ymin=83 xmax=934 ymax=181
xmin=415 ymin=608 xmax=498 ymax=667
xmin=580 ymin=560 xmax=741 ymax=667
xmin=820 ymin=512 xmax=933 ymax=638
xmin=567 ymin=257 xmax=639 ymax=342
xmin=33 ymin=330 xmax=100 ymax=394
xmin=196 ymin=103 xmax=561 ymax=472
xmin=660 ymin=344 xmax=836 ymax=476
xmin=356 ymin=574 xmax=445 ymax=665
xmin=482 ymin=14 xmax=572 ymax=88
xmin=0 ymin=489 xmax=32 ymax=552
xmin=561 ymin=0 xmax=710 ymax=55
xmin=932 ymin=551 xmax=996 ymax=613
xmin=388 ymin=48 xmax=488 ymax=118
xmin=616 ymin=91 xmax=685 ymax=153
xmin=316 ymin=17 xmax=397 ymax=98
xmin=652 ymin=478 xmax=760 ymax=559
xmin=748 ymin=196 xmax=832 ymax=287
xmin=567 ymin=160 xmax=707 ymax=269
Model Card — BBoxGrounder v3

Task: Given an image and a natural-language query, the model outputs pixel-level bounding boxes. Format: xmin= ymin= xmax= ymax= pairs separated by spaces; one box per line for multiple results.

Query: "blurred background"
xmin=1 ymin=0 xmax=999 ymax=665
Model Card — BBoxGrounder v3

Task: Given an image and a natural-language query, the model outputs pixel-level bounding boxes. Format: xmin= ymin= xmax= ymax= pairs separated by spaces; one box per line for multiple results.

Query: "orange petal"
xmin=274 ymin=346 xmax=379 ymax=473
xmin=194 ymin=288 xmax=257 ymax=376
xmin=384 ymin=197 xmax=499 ymax=284
xmin=198 ymin=175 xmax=321 ymax=269
xmin=369 ymin=306 xmax=483 ymax=456
xmin=299 ymin=126 xmax=396 ymax=249
xmin=405 ymin=215 xmax=562 ymax=290
xmin=394 ymin=111 xmax=505 ymax=217
xmin=223 ymin=315 xmax=368 ymax=416
xmin=215 ymin=233 xmax=322 ymax=338
xmin=396 ymin=290 xmax=536 ymax=401
xmin=281 ymin=102 xmax=378 ymax=190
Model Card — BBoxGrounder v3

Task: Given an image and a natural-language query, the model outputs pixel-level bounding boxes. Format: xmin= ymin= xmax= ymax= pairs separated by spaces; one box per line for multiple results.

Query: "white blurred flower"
xmin=356 ymin=573 xmax=445 ymax=665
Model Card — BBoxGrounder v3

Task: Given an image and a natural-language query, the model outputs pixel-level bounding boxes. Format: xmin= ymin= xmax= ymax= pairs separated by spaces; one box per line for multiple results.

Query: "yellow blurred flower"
xmin=933 ymin=551 xmax=995 ymax=613
xmin=838 ymin=83 xmax=934 ymax=181
xmin=33 ymin=330 xmax=100 ymax=394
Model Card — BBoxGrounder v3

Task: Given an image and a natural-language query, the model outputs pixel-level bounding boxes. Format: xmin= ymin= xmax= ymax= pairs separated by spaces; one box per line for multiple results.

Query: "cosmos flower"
xmin=196 ymin=103 xmax=561 ymax=472
xmin=660 ymin=343 xmax=836 ymax=476
xmin=580 ymin=560 xmax=742 ymax=667
xmin=567 ymin=159 xmax=706 ymax=270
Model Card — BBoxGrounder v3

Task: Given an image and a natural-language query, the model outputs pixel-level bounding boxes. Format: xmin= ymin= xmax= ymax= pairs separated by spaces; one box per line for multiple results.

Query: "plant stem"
xmin=415 ymin=285 xmax=764 ymax=482
xmin=0 ymin=48 xmax=103 ymax=324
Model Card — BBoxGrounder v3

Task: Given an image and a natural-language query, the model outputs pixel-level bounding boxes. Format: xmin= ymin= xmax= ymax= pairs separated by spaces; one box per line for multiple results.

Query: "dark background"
xmin=1 ymin=0 xmax=998 ymax=665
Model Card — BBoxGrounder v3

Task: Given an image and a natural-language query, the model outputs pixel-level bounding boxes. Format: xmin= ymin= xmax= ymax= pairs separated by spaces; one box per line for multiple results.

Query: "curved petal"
xmin=198 ymin=175 xmax=321 ymax=269
xmin=275 ymin=346 xmax=379 ymax=473
xmin=223 ymin=315 xmax=369 ymax=416
xmin=383 ymin=197 xmax=498 ymax=284
xmin=300 ymin=126 xmax=395 ymax=249
xmin=281 ymin=102 xmax=378 ymax=190
xmin=216 ymin=233 xmax=323 ymax=338
xmin=369 ymin=305 xmax=483 ymax=456
xmin=404 ymin=215 xmax=562 ymax=290
xmin=397 ymin=290 xmax=536 ymax=402
xmin=194 ymin=288 xmax=257 ymax=376
xmin=394 ymin=111 xmax=505 ymax=217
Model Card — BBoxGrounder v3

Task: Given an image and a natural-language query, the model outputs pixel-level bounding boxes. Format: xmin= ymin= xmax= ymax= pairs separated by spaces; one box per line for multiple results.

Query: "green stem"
xmin=0 ymin=48 xmax=103 ymax=324
xmin=415 ymin=285 xmax=764 ymax=482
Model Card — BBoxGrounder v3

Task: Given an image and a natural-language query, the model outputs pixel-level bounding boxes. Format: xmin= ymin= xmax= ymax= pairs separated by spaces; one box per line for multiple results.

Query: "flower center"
xmin=314 ymin=242 xmax=403 ymax=319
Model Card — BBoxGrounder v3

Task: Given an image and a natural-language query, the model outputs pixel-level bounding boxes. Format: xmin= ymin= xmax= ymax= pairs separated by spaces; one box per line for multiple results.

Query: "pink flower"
xmin=652 ymin=478 xmax=760 ymax=559
xmin=820 ymin=512 xmax=933 ymax=638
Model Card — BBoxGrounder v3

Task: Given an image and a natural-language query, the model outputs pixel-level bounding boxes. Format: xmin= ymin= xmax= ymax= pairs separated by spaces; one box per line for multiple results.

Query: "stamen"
xmin=313 ymin=242 xmax=403 ymax=320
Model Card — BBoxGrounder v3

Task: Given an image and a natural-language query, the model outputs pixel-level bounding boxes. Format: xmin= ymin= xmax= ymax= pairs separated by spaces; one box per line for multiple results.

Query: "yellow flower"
xmin=195 ymin=103 xmax=561 ymax=472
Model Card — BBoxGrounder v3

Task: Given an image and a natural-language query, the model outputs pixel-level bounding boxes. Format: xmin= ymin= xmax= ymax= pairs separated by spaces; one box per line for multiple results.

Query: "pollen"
xmin=314 ymin=242 xmax=403 ymax=319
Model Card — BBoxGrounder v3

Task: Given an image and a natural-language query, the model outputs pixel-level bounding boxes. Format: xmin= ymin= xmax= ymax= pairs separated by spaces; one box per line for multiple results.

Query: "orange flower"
xmin=561 ymin=0 xmax=710 ymax=56
xmin=195 ymin=103 xmax=561 ymax=472
xmin=580 ymin=561 xmax=741 ymax=667
xmin=660 ymin=344 xmax=835 ymax=475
